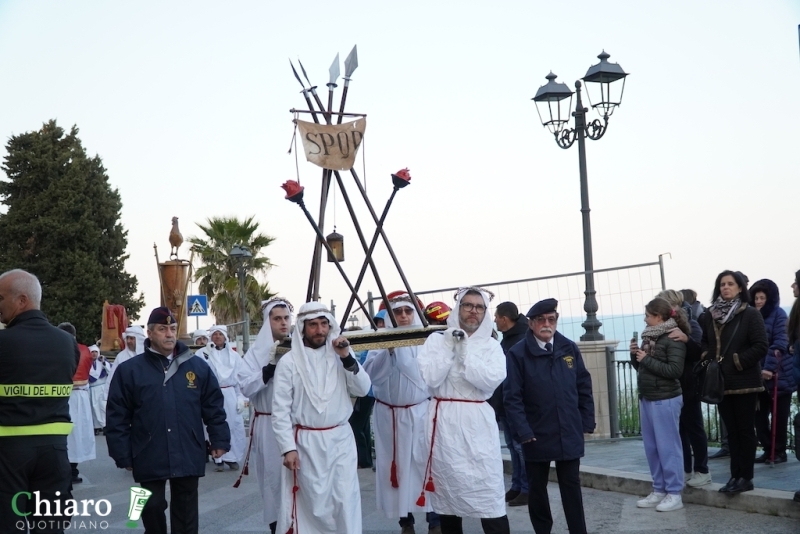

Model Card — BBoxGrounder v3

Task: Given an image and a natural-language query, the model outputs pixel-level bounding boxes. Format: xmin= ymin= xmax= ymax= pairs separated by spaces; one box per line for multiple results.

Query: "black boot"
xmin=727 ymin=478 xmax=754 ymax=494
xmin=718 ymin=477 xmax=736 ymax=493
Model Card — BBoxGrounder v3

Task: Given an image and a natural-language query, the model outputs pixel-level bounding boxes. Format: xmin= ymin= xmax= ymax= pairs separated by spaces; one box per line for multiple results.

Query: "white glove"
xmin=455 ymin=336 xmax=468 ymax=361
xmin=236 ymin=397 xmax=246 ymax=414
xmin=268 ymin=340 xmax=282 ymax=366
xmin=443 ymin=328 xmax=467 ymax=350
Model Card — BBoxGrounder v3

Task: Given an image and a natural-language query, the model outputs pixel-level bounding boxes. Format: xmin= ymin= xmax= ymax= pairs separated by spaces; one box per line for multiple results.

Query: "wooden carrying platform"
xmin=276 ymin=325 xmax=447 ymax=354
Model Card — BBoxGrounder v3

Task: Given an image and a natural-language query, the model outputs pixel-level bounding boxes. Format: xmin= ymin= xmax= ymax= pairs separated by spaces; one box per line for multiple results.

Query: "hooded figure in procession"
xmin=87 ymin=344 xmax=110 ymax=433
xmin=197 ymin=324 xmax=246 ymax=471
xmin=364 ymin=293 xmax=436 ymax=533
xmin=416 ymin=287 xmax=510 ymax=534
xmin=271 ymin=301 xmax=372 ymax=534
xmin=108 ymin=325 xmax=145 ymax=384
xmin=237 ymin=297 xmax=294 ymax=534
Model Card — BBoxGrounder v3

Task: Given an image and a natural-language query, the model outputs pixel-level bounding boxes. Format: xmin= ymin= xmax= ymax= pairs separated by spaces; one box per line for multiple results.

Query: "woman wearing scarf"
xmin=700 ymin=270 xmax=768 ymax=494
xmin=630 ymin=298 xmax=689 ymax=512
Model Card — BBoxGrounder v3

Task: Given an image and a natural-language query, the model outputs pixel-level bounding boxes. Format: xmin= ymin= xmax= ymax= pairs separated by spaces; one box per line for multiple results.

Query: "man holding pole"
xmin=271 ymin=301 xmax=371 ymax=534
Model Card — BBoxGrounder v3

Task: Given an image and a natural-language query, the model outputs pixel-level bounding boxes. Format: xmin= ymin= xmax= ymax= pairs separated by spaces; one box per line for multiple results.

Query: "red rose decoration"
xmin=281 ymin=180 xmax=305 ymax=202
xmin=391 ymin=168 xmax=411 ymax=189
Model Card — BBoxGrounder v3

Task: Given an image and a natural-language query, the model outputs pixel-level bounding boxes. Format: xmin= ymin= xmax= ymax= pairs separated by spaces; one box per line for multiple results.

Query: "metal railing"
xmin=612 ymin=358 xmax=798 ymax=451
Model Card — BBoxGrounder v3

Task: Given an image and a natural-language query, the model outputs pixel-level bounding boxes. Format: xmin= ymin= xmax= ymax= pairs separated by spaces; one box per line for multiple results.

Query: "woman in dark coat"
xmin=749 ymin=279 xmax=794 ymax=463
xmin=700 ymin=270 xmax=768 ymax=494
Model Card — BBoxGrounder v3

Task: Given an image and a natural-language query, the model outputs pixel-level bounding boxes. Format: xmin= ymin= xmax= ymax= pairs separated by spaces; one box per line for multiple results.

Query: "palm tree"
xmin=189 ymin=216 xmax=275 ymax=325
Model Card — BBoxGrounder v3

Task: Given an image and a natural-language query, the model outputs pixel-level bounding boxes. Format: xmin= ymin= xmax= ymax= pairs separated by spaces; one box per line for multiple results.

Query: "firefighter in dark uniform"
xmin=106 ymin=306 xmax=230 ymax=534
xmin=0 ymin=269 xmax=79 ymax=534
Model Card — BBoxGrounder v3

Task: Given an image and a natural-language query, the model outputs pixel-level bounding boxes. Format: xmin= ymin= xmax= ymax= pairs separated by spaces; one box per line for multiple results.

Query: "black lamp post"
xmin=230 ymin=243 xmax=253 ymax=352
xmin=532 ymin=51 xmax=628 ymax=342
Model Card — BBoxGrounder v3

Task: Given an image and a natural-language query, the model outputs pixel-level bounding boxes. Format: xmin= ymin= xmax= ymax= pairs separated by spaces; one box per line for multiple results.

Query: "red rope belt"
xmin=416 ymin=397 xmax=484 ymax=507
xmin=285 ymin=423 xmax=341 ymax=534
xmin=233 ymin=410 xmax=271 ymax=488
xmin=374 ymin=398 xmax=427 ymax=488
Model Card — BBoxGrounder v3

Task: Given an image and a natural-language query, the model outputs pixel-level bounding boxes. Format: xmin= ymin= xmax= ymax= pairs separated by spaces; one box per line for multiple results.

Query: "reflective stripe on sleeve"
xmin=0 ymin=384 xmax=73 ymax=397
xmin=0 ymin=422 xmax=74 ymax=436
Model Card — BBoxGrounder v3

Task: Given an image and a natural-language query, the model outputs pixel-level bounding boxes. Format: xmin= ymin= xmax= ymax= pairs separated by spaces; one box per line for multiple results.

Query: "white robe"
xmin=237 ymin=342 xmax=283 ymax=524
xmin=272 ymin=346 xmax=371 ymax=534
xmin=88 ymin=359 xmax=111 ymax=429
xmin=108 ymin=348 xmax=137 ymax=385
xmin=364 ymin=345 xmax=430 ymax=518
xmin=417 ymin=332 xmax=507 ymax=518
xmin=67 ymin=386 xmax=97 ymax=463
xmin=201 ymin=345 xmax=247 ymax=464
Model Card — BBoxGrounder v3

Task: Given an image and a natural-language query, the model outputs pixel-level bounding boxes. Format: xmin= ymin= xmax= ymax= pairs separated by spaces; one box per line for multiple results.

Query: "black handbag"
xmin=694 ymin=319 xmax=740 ymax=404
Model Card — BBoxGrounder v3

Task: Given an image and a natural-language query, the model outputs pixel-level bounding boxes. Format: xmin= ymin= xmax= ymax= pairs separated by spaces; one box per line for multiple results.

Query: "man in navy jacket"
xmin=106 ymin=307 xmax=230 ymax=534
xmin=504 ymin=298 xmax=594 ymax=534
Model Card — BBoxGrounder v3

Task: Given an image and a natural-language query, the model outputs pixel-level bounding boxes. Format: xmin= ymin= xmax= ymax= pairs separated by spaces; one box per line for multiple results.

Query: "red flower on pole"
xmin=391 ymin=168 xmax=411 ymax=189
xmin=281 ymin=180 xmax=305 ymax=203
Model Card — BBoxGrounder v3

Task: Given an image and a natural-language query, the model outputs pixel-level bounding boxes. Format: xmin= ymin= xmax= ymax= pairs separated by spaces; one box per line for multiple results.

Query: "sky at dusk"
xmin=1 ymin=1 xmax=798 ymax=333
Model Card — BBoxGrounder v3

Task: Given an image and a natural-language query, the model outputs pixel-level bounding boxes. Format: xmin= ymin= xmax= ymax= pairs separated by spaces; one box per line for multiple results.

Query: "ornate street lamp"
xmin=326 ymin=230 xmax=344 ymax=262
xmin=532 ymin=51 xmax=628 ymax=341
xmin=229 ymin=243 xmax=253 ymax=352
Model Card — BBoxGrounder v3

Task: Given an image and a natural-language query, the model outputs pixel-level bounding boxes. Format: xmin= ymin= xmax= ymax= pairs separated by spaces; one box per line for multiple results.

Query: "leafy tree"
xmin=189 ymin=216 xmax=275 ymax=325
xmin=0 ymin=120 xmax=144 ymax=343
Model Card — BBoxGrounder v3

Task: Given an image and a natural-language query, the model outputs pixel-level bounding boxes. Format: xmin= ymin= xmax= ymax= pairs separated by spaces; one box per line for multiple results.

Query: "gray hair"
xmin=0 ymin=269 xmax=42 ymax=309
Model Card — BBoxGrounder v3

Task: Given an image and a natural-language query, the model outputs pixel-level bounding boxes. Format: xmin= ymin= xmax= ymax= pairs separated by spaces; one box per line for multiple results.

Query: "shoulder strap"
xmin=718 ymin=316 xmax=742 ymax=362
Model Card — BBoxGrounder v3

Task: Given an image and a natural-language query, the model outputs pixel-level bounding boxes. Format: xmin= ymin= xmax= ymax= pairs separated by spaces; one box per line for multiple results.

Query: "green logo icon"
xmin=126 ymin=487 xmax=152 ymax=528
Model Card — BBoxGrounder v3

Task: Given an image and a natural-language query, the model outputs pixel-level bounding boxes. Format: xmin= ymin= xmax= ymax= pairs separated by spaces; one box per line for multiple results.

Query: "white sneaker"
xmin=684 ymin=472 xmax=693 ymax=482
xmin=686 ymin=471 xmax=712 ymax=487
xmin=636 ymin=491 xmax=666 ymax=508
xmin=656 ymin=494 xmax=683 ymax=512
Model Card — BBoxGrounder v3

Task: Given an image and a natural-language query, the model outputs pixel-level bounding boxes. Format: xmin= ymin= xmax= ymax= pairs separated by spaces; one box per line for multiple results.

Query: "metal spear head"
xmin=289 ymin=59 xmax=306 ymax=89
xmin=328 ymin=53 xmax=340 ymax=86
xmin=344 ymin=45 xmax=358 ymax=79
xmin=297 ymin=58 xmax=313 ymax=87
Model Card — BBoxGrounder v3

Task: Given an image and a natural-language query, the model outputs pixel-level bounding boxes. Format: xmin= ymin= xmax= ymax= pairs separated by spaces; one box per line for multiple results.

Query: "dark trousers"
xmin=679 ymin=396 xmax=709 ymax=473
xmin=399 ymin=512 xmax=441 ymax=528
xmin=140 ymin=477 xmax=199 ymax=534
xmin=0 ymin=439 xmax=72 ymax=534
xmin=348 ymin=396 xmax=375 ymax=468
xmin=439 ymin=514 xmax=510 ymax=534
xmin=718 ymin=392 xmax=758 ymax=480
xmin=755 ymin=390 xmax=793 ymax=456
xmin=526 ymin=459 xmax=587 ymax=534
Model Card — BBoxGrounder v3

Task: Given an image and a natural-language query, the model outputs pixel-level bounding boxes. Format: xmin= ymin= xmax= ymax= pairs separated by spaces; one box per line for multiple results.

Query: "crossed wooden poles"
xmin=285 ymin=47 xmax=428 ymax=329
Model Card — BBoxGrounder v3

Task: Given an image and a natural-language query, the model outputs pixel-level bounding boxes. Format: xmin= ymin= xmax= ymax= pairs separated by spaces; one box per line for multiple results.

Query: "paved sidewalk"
xmin=504 ymin=436 xmax=800 ymax=519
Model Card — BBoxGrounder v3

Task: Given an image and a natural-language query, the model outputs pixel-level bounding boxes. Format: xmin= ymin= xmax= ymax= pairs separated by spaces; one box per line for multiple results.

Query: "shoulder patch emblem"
xmin=186 ymin=371 xmax=197 ymax=388
xmin=563 ymin=355 xmax=575 ymax=369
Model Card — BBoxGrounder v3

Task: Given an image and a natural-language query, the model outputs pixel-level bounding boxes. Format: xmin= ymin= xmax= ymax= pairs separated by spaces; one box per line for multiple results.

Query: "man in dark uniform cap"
xmin=503 ymin=298 xmax=595 ymax=534
xmin=106 ymin=306 xmax=230 ymax=534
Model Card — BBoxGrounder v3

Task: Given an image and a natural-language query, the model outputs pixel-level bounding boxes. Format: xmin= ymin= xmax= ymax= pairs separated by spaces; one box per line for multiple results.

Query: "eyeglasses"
xmin=533 ymin=316 xmax=558 ymax=325
xmin=460 ymin=303 xmax=487 ymax=313
xmin=394 ymin=307 xmax=415 ymax=316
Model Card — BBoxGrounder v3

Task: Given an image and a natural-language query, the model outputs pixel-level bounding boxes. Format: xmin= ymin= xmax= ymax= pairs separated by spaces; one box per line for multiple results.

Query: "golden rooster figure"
xmin=169 ymin=216 xmax=183 ymax=258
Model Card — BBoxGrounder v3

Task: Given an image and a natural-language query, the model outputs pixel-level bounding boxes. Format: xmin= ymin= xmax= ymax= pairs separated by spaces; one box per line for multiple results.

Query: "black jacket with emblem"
xmin=630 ymin=333 xmax=685 ymax=401
xmin=105 ymin=339 xmax=230 ymax=482
xmin=503 ymin=330 xmax=595 ymax=462
xmin=700 ymin=304 xmax=768 ymax=395
xmin=0 ymin=310 xmax=78 ymax=442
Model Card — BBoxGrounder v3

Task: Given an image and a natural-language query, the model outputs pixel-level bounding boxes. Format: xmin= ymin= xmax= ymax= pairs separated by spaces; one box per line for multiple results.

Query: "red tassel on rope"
xmin=390 ymin=461 xmax=399 ymax=488
xmin=416 ymin=492 xmax=426 ymax=507
xmin=425 ymin=476 xmax=435 ymax=492
xmin=232 ymin=478 xmax=241 ymax=489
xmin=285 ymin=527 xmax=294 ymax=534
xmin=242 ymin=465 xmax=249 ymax=476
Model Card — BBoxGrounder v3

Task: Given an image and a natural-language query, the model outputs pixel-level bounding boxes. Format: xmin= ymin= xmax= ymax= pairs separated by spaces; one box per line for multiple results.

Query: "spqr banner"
xmin=297 ymin=118 xmax=366 ymax=171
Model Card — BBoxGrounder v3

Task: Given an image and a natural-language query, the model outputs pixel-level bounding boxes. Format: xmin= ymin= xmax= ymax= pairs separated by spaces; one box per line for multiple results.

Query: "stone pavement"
xmin=506 ymin=437 xmax=800 ymax=520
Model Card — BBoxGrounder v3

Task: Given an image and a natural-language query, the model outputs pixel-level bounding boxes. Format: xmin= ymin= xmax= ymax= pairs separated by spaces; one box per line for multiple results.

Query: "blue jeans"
xmin=499 ymin=416 xmax=528 ymax=493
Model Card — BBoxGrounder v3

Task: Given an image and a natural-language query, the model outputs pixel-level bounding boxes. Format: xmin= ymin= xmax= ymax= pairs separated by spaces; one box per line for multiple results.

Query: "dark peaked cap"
xmin=526 ymin=298 xmax=558 ymax=318
xmin=148 ymin=306 xmax=177 ymax=325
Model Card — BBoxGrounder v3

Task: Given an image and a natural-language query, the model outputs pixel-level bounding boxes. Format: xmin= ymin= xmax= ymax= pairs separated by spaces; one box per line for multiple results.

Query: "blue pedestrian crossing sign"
xmin=187 ymin=295 xmax=208 ymax=316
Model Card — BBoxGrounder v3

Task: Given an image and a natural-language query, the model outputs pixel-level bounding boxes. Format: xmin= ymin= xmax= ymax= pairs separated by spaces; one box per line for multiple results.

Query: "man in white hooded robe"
xmin=236 ymin=297 xmax=294 ymax=534
xmin=197 ymin=325 xmax=246 ymax=471
xmin=272 ymin=302 xmax=371 ymax=534
xmin=364 ymin=294 xmax=436 ymax=534
xmin=87 ymin=344 xmax=110 ymax=433
xmin=416 ymin=287 xmax=510 ymax=534
xmin=108 ymin=325 xmax=145 ymax=384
